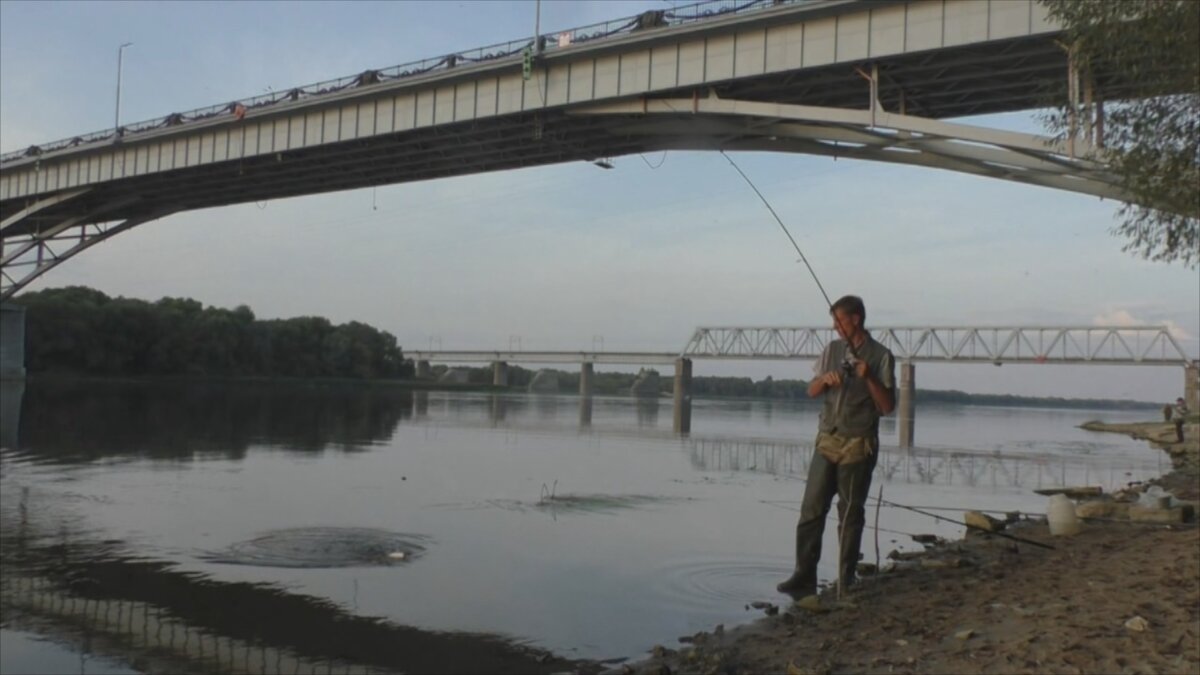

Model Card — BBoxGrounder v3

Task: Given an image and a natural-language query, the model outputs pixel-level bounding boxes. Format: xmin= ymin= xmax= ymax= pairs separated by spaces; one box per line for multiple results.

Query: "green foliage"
xmin=16 ymin=286 xmax=413 ymax=379
xmin=1042 ymin=0 xmax=1199 ymax=267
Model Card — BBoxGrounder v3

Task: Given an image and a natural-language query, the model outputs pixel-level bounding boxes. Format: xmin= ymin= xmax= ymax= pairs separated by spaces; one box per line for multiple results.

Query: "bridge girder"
xmin=573 ymin=97 xmax=1125 ymax=201
xmin=0 ymin=99 xmax=1128 ymax=300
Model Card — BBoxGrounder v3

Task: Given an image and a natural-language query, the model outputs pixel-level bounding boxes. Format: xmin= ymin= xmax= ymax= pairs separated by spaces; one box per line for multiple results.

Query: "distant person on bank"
xmin=778 ymin=295 xmax=896 ymax=599
xmin=1174 ymin=397 xmax=1189 ymax=442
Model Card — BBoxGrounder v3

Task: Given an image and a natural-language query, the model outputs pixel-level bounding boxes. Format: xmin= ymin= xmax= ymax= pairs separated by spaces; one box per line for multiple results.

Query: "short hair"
xmin=830 ymin=295 xmax=866 ymax=323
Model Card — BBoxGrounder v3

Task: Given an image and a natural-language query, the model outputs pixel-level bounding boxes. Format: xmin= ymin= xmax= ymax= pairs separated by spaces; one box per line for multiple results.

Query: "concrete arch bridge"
xmin=1 ymin=0 xmax=1147 ymax=300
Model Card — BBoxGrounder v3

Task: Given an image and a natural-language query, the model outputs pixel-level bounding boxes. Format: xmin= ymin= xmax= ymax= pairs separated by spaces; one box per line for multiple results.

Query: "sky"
xmin=1 ymin=0 xmax=1197 ymax=402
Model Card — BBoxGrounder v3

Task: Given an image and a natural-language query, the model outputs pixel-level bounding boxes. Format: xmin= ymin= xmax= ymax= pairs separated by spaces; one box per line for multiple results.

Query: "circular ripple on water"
xmin=202 ymin=527 xmax=431 ymax=569
xmin=651 ymin=557 xmax=788 ymax=610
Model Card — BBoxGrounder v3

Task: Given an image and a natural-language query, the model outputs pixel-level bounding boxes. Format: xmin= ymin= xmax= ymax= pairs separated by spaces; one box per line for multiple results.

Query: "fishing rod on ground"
xmin=875 ymin=496 xmax=1055 ymax=549
xmin=760 ymin=496 xmax=1055 ymax=551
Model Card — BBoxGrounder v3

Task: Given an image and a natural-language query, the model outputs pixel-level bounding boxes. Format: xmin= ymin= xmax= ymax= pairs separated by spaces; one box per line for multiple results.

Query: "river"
xmin=0 ymin=379 xmax=1165 ymax=673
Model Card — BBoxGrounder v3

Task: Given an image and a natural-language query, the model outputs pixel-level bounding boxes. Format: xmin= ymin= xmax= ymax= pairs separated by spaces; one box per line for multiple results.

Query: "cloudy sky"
xmin=2 ymin=0 xmax=1196 ymax=401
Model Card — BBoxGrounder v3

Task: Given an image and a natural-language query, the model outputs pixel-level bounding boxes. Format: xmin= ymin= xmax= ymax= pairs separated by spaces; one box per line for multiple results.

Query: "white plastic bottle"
xmin=1047 ymin=494 xmax=1082 ymax=536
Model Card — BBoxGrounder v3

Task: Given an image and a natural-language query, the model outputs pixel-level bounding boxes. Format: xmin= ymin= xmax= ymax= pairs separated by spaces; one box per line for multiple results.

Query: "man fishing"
xmin=777 ymin=295 xmax=896 ymax=599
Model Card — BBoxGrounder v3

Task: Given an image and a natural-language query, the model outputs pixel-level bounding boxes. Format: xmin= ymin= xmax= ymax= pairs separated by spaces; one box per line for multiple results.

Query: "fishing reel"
xmin=840 ymin=355 xmax=858 ymax=379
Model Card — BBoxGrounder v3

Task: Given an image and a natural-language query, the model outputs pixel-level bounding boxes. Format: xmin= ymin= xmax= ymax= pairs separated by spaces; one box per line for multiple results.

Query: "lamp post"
xmin=114 ymin=42 xmax=133 ymax=140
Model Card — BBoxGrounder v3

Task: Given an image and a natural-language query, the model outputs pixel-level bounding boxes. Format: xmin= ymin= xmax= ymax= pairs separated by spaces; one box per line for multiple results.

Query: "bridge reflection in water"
xmin=685 ymin=437 xmax=1159 ymax=492
xmin=407 ymin=392 xmax=1162 ymax=493
xmin=0 ymin=486 xmax=579 ymax=675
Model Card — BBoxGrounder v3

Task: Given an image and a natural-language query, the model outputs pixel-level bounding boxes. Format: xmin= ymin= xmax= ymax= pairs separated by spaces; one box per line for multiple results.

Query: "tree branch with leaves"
xmin=1042 ymin=0 xmax=1199 ymax=267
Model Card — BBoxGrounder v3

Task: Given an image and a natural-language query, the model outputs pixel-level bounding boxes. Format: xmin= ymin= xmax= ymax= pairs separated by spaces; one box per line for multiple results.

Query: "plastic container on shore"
xmin=1047 ymin=494 xmax=1082 ymax=536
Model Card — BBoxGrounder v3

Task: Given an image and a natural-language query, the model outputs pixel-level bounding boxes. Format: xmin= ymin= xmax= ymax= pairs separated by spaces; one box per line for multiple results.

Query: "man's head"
xmin=829 ymin=295 xmax=866 ymax=341
xmin=1179 ymin=397 xmax=1186 ymax=405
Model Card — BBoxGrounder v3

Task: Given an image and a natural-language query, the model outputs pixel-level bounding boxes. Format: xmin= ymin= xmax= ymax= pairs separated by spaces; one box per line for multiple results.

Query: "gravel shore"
xmin=617 ymin=420 xmax=1200 ymax=675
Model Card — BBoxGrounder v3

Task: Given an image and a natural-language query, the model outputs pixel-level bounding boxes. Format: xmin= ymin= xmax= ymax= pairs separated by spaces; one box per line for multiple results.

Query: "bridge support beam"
xmin=898 ymin=362 xmax=915 ymax=449
xmin=579 ymin=362 xmax=594 ymax=398
xmin=674 ymin=358 xmax=692 ymax=434
xmin=415 ymin=360 xmax=431 ymax=379
xmin=1186 ymin=362 xmax=1199 ymax=413
xmin=492 ymin=361 xmax=509 ymax=387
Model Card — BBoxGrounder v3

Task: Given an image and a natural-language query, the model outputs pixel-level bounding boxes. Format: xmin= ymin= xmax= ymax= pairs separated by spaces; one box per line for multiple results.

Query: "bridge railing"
xmin=681 ymin=326 xmax=1193 ymax=364
xmin=1 ymin=0 xmax=810 ymax=164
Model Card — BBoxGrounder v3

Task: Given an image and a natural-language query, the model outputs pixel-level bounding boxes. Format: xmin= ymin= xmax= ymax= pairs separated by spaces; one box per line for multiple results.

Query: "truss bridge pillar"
xmin=898 ymin=362 xmax=915 ymax=449
xmin=674 ymin=358 xmax=692 ymax=434
xmin=415 ymin=360 xmax=432 ymax=379
xmin=492 ymin=361 xmax=509 ymax=387
xmin=1186 ymin=362 xmax=1199 ymax=414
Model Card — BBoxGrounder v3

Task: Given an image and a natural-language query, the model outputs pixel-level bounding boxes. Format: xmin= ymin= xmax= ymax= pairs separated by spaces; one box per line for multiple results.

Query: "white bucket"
xmin=1047 ymin=494 xmax=1082 ymax=536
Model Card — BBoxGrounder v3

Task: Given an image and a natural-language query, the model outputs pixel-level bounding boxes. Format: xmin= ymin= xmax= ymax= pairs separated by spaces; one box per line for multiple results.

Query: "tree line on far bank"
xmin=14 ymin=286 xmax=1155 ymax=410
xmin=17 ymin=286 xmax=413 ymax=379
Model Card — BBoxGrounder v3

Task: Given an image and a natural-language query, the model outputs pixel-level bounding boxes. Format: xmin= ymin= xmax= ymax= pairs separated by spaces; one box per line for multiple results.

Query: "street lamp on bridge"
xmin=114 ymin=42 xmax=133 ymax=140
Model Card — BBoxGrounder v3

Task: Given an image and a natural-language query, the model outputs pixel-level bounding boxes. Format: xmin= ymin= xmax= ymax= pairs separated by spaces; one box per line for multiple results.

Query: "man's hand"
xmin=821 ymin=371 xmax=843 ymax=389
xmin=853 ymin=359 xmax=870 ymax=379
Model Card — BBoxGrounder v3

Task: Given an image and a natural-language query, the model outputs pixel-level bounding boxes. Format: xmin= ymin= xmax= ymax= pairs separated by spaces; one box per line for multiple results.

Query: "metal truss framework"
xmin=0 ymin=188 xmax=173 ymax=300
xmin=681 ymin=326 xmax=1192 ymax=365
xmin=575 ymin=96 xmax=1123 ymax=200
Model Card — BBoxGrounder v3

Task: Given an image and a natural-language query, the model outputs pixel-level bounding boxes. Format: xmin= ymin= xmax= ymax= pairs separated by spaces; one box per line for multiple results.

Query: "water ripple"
xmin=201 ymin=527 xmax=431 ymax=569
xmin=649 ymin=556 xmax=788 ymax=610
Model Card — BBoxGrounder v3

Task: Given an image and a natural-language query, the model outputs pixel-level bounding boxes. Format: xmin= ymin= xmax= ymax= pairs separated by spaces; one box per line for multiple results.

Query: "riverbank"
xmin=620 ymin=420 xmax=1200 ymax=675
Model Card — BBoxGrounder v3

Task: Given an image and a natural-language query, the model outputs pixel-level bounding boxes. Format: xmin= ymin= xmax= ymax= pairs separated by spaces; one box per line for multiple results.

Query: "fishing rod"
xmin=876 ymin=496 xmax=1055 ymax=550
xmin=719 ymin=151 xmax=861 ymax=368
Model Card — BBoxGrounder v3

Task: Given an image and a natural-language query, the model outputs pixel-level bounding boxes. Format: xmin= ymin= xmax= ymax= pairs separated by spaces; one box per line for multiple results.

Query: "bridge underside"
xmin=2 ymin=33 xmax=1139 ymax=299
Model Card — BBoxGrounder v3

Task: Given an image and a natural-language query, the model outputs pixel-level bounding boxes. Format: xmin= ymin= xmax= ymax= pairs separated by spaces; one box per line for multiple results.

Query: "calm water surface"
xmin=0 ymin=380 xmax=1165 ymax=673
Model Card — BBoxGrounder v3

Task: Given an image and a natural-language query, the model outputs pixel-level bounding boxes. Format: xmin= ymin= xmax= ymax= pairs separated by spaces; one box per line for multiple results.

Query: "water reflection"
xmin=9 ymin=379 xmax=413 ymax=464
xmin=0 ymin=380 xmax=22 ymax=450
xmin=579 ymin=397 xmax=593 ymax=428
xmin=685 ymin=437 xmax=1156 ymax=490
xmin=0 ymin=487 xmax=580 ymax=675
xmin=635 ymin=396 xmax=659 ymax=427
xmin=0 ymin=379 xmax=1165 ymax=668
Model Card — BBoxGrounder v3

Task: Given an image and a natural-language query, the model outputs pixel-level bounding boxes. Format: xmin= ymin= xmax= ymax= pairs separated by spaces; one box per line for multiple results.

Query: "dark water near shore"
xmin=0 ymin=380 xmax=1166 ymax=673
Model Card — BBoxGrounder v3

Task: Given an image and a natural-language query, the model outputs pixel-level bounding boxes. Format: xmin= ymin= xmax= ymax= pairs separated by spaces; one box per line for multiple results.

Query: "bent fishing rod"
xmin=719 ymin=150 xmax=861 ymax=365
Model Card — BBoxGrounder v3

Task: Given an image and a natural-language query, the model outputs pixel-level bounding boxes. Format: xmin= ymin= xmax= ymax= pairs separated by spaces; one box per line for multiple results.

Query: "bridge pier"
xmin=492 ymin=361 xmax=509 ymax=387
xmin=897 ymin=362 xmax=915 ymax=449
xmin=1186 ymin=361 xmax=1199 ymax=413
xmin=415 ymin=360 xmax=431 ymax=379
xmin=673 ymin=358 xmax=692 ymax=434
xmin=0 ymin=304 xmax=26 ymax=379
xmin=579 ymin=362 xmax=594 ymax=398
